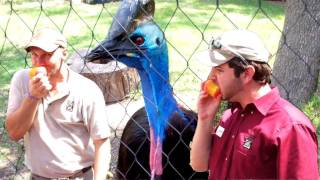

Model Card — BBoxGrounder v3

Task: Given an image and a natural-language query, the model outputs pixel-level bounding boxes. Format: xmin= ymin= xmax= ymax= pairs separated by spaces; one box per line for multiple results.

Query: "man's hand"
xmin=197 ymin=81 xmax=222 ymax=122
xmin=29 ymin=71 xmax=52 ymax=99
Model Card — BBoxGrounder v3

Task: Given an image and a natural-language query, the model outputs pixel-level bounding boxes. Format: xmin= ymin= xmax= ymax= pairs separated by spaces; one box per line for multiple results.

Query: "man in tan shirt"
xmin=6 ymin=28 xmax=111 ymax=179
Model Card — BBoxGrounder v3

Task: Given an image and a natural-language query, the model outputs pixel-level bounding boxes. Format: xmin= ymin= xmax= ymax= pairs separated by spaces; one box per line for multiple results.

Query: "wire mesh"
xmin=0 ymin=0 xmax=319 ymax=179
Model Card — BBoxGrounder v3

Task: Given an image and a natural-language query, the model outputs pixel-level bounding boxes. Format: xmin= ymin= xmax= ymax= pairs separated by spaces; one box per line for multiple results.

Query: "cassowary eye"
xmin=131 ymin=36 xmax=145 ymax=46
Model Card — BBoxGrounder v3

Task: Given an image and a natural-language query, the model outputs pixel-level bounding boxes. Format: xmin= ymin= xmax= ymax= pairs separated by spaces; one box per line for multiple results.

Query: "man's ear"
xmin=242 ymin=65 xmax=255 ymax=83
xmin=61 ymin=48 xmax=68 ymax=60
xmin=62 ymin=48 xmax=68 ymax=56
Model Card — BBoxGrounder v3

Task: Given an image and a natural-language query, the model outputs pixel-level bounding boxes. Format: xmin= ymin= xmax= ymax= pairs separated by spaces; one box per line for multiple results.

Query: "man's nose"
xmin=208 ymin=69 xmax=217 ymax=79
xmin=34 ymin=58 xmax=46 ymax=66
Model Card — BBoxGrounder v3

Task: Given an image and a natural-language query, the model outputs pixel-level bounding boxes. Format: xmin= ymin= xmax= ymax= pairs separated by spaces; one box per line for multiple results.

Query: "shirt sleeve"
xmin=277 ymin=123 xmax=318 ymax=179
xmin=85 ymin=83 xmax=111 ymax=140
xmin=7 ymin=70 xmax=28 ymax=114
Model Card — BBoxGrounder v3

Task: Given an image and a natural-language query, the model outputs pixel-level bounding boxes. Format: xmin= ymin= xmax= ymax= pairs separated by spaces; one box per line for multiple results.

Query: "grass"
xmin=0 ymin=0 xmax=319 ymax=176
xmin=303 ymin=95 xmax=320 ymax=133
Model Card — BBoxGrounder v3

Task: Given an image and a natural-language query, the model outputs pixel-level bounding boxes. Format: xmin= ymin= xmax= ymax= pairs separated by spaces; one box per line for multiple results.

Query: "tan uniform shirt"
xmin=7 ymin=69 xmax=110 ymax=178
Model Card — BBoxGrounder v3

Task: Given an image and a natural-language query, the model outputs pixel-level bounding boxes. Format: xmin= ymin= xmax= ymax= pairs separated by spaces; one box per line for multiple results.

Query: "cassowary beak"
xmin=86 ymin=35 xmax=146 ymax=64
xmin=85 ymin=38 xmax=118 ymax=64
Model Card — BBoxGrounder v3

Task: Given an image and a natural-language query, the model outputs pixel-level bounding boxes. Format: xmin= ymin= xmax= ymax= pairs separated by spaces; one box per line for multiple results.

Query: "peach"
xmin=204 ymin=79 xmax=220 ymax=97
xmin=29 ymin=66 xmax=47 ymax=78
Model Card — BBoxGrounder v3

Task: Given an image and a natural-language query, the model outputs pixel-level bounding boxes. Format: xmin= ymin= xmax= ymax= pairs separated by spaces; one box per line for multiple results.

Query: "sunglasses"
xmin=210 ymin=38 xmax=249 ymax=66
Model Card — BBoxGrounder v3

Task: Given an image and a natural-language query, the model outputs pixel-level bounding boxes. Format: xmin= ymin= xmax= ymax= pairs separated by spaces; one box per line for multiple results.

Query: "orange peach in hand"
xmin=29 ymin=66 xmax=47 ymax=78
xmin=204 ymin=79 xmax=220 ymax=97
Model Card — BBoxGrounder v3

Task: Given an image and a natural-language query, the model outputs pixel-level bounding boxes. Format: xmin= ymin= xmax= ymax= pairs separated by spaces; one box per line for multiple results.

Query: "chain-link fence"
xmin=0 ymin=0 xmax=319 ymax=179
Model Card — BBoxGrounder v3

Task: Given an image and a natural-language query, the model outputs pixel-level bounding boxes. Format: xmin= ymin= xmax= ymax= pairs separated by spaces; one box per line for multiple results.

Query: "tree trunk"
xmin=272 ymin=0 xmax=320 ymax=106
xmin=67 ymin=49 xmax=140 ymax=104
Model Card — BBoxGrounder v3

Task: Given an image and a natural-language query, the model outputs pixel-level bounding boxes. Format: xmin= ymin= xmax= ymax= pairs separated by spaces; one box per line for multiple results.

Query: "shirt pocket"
xmin=234 ymin=133 xmax=257 ymax=159
xmin=47 ymin=97 xmax=84 ymax=125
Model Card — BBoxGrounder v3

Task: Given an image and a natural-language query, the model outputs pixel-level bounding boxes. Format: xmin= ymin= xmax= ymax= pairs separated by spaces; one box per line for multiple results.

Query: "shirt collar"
xmin=230 ymin=87 xmax=280 ymax=116
xmin=253 ymin=87 xmax=280 ymax=116
xmin=230 ymin=102 xmax=241 ymax=112
xmin=44 ymin=68 xmax=71 ymax=104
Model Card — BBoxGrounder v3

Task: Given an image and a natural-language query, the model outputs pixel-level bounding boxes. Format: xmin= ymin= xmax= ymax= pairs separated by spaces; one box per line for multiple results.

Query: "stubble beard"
xmin=223 ymin=78 xmax=244 ymax=103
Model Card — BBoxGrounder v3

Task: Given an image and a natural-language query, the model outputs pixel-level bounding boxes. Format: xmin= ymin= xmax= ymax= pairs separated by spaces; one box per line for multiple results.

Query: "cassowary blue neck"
xmin=137 ymin=53 xmax=180 ymax=141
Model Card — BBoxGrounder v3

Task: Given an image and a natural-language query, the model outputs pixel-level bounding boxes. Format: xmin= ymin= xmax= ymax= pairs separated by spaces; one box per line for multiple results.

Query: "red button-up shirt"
xmin=209 ymin=87 xmax=318 ymax=179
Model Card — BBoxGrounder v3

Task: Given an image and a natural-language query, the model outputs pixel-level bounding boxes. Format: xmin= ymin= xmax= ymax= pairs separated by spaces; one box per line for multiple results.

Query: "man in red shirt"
xmin=190 ymin=29 xmax=318 ymax=179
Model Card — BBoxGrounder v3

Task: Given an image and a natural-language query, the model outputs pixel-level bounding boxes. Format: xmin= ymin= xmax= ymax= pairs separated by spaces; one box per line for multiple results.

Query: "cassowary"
xmin=86 ymin=0 xmax=208 ymax=179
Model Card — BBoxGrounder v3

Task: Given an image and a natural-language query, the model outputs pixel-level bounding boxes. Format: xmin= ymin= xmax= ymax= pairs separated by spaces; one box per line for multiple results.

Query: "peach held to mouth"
xmin=29 ymin=66 xmax=47 ymax=78
xmin=204 ymin=79 xmax=220 ymax=97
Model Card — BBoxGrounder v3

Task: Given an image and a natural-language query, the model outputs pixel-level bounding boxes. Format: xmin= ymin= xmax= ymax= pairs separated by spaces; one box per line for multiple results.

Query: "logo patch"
xmin=66 ymin=100 xmax=74 ymax=112
xmin=243 ymin=136 xmax=254 ymax=149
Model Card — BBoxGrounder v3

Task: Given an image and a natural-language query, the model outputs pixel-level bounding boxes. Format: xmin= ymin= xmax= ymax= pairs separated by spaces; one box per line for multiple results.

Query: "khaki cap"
xmin=197 ymin=30 xmax=270 ymax=67
xmin=25 ymin=28 xmax=67 ymax=52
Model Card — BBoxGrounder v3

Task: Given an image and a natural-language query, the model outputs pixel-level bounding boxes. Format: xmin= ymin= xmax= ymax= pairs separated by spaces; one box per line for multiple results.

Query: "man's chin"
xmin=47 ymin=68 xmax=58 ymax=77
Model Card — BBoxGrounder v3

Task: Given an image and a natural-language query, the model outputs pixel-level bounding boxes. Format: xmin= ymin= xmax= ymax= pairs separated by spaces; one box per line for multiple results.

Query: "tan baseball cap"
xmin=25 ymin=28 xmax=67 ymax=52
xmin=197 ymin=30 xmax=270 ymax=67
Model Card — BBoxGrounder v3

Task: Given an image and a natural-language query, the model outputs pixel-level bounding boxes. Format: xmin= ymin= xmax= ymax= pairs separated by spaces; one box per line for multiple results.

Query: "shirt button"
xmin=241 ymin=114 xmax=244 ymax=117
xmin=232 ymin=135 xmax=235 ymax=139
xmin=225 ymin=157 xmax=228 ymax=161
xmin=250 ymin=111 xmax=254 ymax=114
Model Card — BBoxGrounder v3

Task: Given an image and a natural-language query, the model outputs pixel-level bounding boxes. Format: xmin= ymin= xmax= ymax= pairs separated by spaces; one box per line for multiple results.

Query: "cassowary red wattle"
xmin=86 ymin=0 xmax=208 ymax=179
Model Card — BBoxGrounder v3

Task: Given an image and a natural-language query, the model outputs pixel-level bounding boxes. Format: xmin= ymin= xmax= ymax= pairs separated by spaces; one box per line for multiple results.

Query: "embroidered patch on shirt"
xmin=243 ymin=136 xmax=254 ymax=149
xmin=216 ymin=126 xmax=225 ymax=138
xmin=66 ymin=100 xmax=74 ymax=112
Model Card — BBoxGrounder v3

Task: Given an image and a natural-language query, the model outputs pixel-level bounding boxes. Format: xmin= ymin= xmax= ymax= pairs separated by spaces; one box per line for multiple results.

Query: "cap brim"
xmin=25 ymin=40 xmax=59 ymax=53
xmin=196 ymin=49 xmax=234 ymax=67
